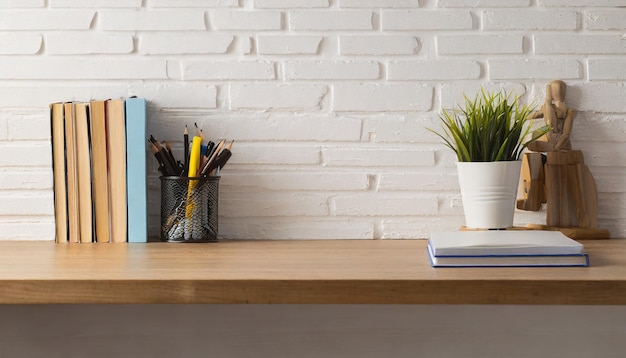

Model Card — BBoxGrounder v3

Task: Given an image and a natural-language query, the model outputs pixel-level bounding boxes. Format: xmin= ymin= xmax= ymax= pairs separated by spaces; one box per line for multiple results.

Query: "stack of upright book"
xmin=50 ymin=98 xmax=147 ymax=243
xmin=427 ymin=230 xmax=589 ymax=267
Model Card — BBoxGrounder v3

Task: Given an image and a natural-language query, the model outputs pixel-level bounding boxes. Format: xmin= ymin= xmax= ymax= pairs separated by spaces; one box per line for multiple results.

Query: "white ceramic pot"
xmin=456 ymin=161 xmax=522 ymax=229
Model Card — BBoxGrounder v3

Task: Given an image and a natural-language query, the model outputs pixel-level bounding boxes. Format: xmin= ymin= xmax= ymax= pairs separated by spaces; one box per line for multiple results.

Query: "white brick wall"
xmin=0 ymin=0 xmax=625 ymax=241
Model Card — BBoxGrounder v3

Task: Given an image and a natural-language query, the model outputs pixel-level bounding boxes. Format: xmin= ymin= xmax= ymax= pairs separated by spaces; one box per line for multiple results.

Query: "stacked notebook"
xmin=427 ymin=230 xmax=589 ymax=267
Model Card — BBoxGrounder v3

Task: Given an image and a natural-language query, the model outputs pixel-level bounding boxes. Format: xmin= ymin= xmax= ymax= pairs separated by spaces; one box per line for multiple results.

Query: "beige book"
xmin=74 ymin=102 xmax=93 ymax=243
xmin=64 ymin=102 xmax=80 ymax=243
xmin=106 ymin=99 xmax=127 ymax=243
xmin=51 ymin=103 xmax=68 ymax=243
xmin=89 ymin=100 xmax=110 ymax=243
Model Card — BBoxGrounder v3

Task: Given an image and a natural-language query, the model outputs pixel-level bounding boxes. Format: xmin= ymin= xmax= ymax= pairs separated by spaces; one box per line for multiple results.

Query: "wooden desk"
xmin=0 ymin=239 xmax=624 ymax=305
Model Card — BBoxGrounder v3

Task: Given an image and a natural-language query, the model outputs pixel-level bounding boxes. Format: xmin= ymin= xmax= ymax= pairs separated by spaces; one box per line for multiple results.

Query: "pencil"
xmin=183 ymin=125 xmax=189 ymax=176
xmin=149 ymin=140 xmax=168 ymax=176
xmin=200 ymin=139 xmax=225 ymax=175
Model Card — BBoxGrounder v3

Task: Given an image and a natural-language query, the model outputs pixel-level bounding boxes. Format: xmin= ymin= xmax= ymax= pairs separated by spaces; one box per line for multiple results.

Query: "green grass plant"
xmin=430 ymin=89 xmax=550 ymax=162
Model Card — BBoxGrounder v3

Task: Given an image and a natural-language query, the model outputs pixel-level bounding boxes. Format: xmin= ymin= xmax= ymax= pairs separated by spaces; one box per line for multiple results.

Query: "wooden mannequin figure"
xmin=517 ymin=80 xmax=610 ymax=239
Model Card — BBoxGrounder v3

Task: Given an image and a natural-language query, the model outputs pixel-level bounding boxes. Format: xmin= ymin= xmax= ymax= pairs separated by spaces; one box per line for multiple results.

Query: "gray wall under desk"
xmin=0 ymin=305 xmax=624 ymax=358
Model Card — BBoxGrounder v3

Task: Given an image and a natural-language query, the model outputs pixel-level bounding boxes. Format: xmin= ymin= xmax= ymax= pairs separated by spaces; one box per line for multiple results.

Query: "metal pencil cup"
xmin=160 ymin=176 xmax=219 ymax=242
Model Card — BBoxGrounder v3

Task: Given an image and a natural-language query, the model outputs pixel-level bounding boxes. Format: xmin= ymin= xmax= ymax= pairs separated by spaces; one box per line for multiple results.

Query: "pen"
xmin=183 ymin=125 xmax=189 ymax=175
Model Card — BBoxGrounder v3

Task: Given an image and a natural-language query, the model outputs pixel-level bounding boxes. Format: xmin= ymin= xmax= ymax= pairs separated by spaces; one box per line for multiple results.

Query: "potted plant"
xmin=430 ymin=89 xmax=550 ymax=229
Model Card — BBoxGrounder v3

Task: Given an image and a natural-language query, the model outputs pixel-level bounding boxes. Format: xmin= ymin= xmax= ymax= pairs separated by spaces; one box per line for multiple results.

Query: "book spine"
xmin=125 ymin=98 xmax=148 ymax=243
xmin=106 ymin=99 xmax=128 ymax=243
xmin=75 ymin=102 xmax=94 ymax=243
xmin=89 ymin=100 xmax=110 ymax=243
xmin=51 ymin=103 xmax=68 ymax=243
xmin=64 ymin=102 xmax=80 ymax=243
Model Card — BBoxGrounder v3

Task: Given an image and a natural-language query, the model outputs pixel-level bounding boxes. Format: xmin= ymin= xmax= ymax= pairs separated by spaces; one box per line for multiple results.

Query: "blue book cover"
xmin=125 ymin=97 xmax=147 ymax=243
xmin=427 ymin=242 xmax=590 ymax=268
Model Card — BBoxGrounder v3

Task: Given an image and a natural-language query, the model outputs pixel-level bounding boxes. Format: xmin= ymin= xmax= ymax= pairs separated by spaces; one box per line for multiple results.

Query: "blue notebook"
xmin=125 ymin=98 xmax=147 ymax=243
xmin=427 ymin=243 xmax=589 ymax=267
xmin=427 ymin=231 xmax=589 ymax=267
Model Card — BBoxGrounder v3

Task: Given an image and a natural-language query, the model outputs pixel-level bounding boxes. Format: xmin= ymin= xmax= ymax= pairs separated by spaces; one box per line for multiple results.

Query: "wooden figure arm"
xmin=554 ymin=109 xmax=575 ymax=150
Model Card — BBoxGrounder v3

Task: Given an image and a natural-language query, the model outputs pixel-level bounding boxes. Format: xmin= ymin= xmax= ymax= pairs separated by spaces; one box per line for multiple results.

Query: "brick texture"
xmin=0 ymin=0 xmax=624 ymax=240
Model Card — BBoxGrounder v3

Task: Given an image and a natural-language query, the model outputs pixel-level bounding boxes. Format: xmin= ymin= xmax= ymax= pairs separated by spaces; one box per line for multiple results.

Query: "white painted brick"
xmin=285 ymin=60 xmax=380 ymax=80
xmin=0 ymin=220 xmax=55 ymax=240
xmin=0 ymin=192 xmax=54 ymax=216
xmin=0 ymin=169 xmax=52 ymax=190
xmin=483 ymin=10 xmax=577 ymax=30
xmin=255 ymin=0 xmax=329 ymax=8
xmin=535 ymin=35 xmax=626 ymax=54
xmin=340 ymin=35 xmax=419 ymax=55
xmin=0 ymin=34 xmax=41 ymax=54
xmin=99 ymin=10 xmax=205 ymax=31
xmin=46 ymin=33 xmax=133 ymax=54
xmin=323 ymin=147 xmax=434 ymax=167
xmin=220 ymin=218 xmax=374 ymax=240
xmin=4 ymin=109 xmax=50 ymax=140
xmin=538 ymin=0 xmax=625 ymax=6
xmin=0 ymin=143 xmax=51 ymax=167
xmin=575 ymin=142 xmax=626 ymax=167
xmin=488 ymin=59 xmax=581 ymax=80
xmin=131 ymin=84 xmax=218 ymax=109
xmin=0 ymin=117 xmax=7 ymax=139
xmin=0 ymin=84 xmax=216 ymax=109
xmin=150 ymin=0 xmax=239 ymax=7
xmin=381 ymin=217 xmax=466 ymax=239
xmin=382 ymin=10 xmax=473 ymax=30
xmin=289 ymin=10 xmax=373 ymax=30
xmin=225 ymin=172 xmax=369 ymax=191
xmin=333 ymin=84 xmax=433 ymax=112
xmin=339 ymin=0 xmax=420 ymax=7
xmin=378 ymin=171 xmax=459 ymax=191
xmin=585 ymin=11 xmax=626 ymax=30
xmin=332 ymin=194 xmax=438 ymax=216
xmin=221 ymin=192 xmax=330 ymax=217
xmin=229 ymin=143 xmax=321 ymax=165
xmin=438 ymin=0 xmax=530 ymax=6
xmin=210 ymin=10 xmax=282 ymax=30
xmin=598 ymin=194 xmax=626 ymax=219
xmin=589 ymin=60 xmax=626 ymax=80
xmin=257 ymin=35 xmax=323 ymax=55
xmin=438 ymin=35 xmax=524 ymax=54
xmin=51 ymin=0 xmax=141 ymax=7
xmin=0 ymin=58 xmax=167 ymax=80
xmin=567 ymin=83 xmax=626 ymax=113
xmin=388 ymin=60 xmax=480 ymax=80
xmin=363 ymin=115 xmax=442 ymax=143
xmin=0 ymin=0 xmax=44 ymax=7
xmin=439 ymin=83 xmax=527 ymax=110
xmin=187 ymin=115 xmax=362 ymax=141
xmin=182 ymin=61 xmax=275 ymax=80
xmin=569 ymin=113 xmax=626 ymax=143
xmin=140 ymin=34 xmax=233 ymax=54
xmin=229 ymin=84 xmax=328 ymax=110
xmin=593 ymin=169 xmax=626 ymax=193
xmin=0 ymin=10 xmax=94 ymax=30
xmin=0 ymin=2 xmax=624 ymax=240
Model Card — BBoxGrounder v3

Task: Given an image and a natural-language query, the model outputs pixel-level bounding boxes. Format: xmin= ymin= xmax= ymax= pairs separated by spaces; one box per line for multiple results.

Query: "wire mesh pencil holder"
xmin=160 ymin=176 xmax=219 ymax=242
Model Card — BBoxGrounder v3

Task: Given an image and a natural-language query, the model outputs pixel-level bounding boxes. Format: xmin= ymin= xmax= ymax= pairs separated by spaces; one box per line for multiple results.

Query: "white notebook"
xmin=428 ymin=230 xmax=584 ymax=257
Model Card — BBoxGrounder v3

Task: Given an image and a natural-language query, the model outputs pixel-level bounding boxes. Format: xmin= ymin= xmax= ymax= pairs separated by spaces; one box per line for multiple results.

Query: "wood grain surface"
xmin=0 ymin=239 xmax=624 ymax=304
